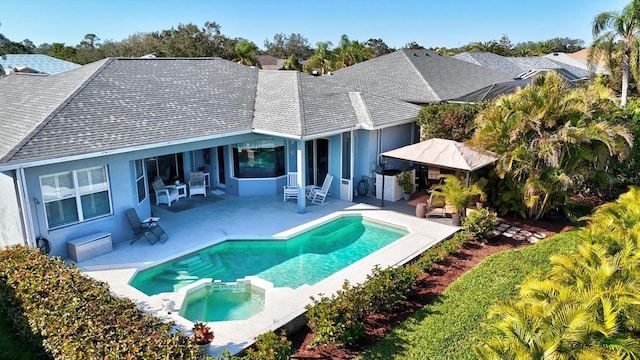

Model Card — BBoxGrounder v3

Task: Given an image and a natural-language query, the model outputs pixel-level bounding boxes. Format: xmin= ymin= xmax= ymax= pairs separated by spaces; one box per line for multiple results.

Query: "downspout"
xmin=350 ymin=129 xmax=355 ymax=202
xmin=16 ymin=168 xmax=35 ymax=247
xmin=296 ymin=140 xmax=306 ymax=214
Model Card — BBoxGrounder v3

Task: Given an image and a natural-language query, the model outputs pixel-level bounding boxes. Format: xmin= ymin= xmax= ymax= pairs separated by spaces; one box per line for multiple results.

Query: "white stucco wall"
xmin=0 ymin=171 xmax=26 ymax=248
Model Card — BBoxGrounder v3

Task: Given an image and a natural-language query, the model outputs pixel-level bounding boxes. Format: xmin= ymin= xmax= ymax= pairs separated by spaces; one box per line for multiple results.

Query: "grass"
xmin=0 ymin=314 xmax=40 ymax=360
xmin=358 ymin=231 xmax=582 ymax=360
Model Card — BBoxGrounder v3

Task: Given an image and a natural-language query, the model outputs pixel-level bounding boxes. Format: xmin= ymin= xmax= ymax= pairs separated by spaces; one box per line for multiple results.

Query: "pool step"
xmin=306 ymin=222 xmax=364 ymax=254
xmin=157 ymin=253 xmax=226 ymax=283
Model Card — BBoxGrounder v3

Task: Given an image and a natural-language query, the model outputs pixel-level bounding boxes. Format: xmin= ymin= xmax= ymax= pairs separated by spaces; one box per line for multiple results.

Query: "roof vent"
xmin=413 ymin=53 xmax=418 ymax=57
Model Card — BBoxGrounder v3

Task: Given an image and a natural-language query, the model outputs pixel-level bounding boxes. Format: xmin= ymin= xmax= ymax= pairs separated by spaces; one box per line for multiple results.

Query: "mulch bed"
xmin=289 ymin=216 xmax=575 ymax=359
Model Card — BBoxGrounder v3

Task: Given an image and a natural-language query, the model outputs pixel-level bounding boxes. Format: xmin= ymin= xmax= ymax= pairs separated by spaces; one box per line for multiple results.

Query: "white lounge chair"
xmin=189 ymin=171 xmax=207 ymax=198
xmin=283 ymin=172 xmax=299 ymax=202
xmin=308 ymin=174 xmax=333 ymax=205
xmin=152 ymin=179 xmax=179 ymax=206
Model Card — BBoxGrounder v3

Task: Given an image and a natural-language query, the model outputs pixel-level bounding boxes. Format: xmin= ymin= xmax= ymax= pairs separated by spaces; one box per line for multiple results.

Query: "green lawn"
xmin=0 ymin=314 xmax=40 ymax=360
xmin=359 ymin=231 xmax=582 ymax=360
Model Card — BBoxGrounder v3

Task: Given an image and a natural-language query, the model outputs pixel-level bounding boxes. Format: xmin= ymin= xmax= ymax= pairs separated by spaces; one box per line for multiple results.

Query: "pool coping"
xmin=82 ymin=205 xmax=459 ymax=356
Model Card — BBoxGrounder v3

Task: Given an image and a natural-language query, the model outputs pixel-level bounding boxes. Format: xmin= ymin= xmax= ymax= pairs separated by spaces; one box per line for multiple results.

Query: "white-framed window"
xmin=40 ymin=165 xmax=112 ymax=229
xmin=134 ymin=159 xmax=146 ymax=204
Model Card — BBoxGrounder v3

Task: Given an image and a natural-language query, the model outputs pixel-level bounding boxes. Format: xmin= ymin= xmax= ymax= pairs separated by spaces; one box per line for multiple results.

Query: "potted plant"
xmin=429 ymin=174 xmax=485 ymax=226
xmin=190 ymin=322 xmax=214 ymax=346
xmin=475 ymin=195 xmax=487 ymax=208
xmin=397 ymin=170 xmax=414 ymax=200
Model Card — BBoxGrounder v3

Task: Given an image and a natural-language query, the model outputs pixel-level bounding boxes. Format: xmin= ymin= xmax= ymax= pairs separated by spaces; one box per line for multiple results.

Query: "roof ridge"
xmin=400 ymin=50 xmax=438 ymax=101
xmin=295 ymin=71 xmax=305 ymax=137
xmin=3 ymin=58 xmax=114 ymax=163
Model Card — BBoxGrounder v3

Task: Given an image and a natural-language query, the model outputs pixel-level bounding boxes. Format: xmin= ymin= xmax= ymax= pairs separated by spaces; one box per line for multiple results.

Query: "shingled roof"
xmin=253 ymin=71 xmax=421 ymax=138
xmin=0 ymin=57 xmax=421 ymax=169
xmin=454 ymin=51 xmax=590 ymax=80
xmin=327 ymin=49 xmax=514 ymax=104
xmin=0 ymin=54 xmax=80 ymax=75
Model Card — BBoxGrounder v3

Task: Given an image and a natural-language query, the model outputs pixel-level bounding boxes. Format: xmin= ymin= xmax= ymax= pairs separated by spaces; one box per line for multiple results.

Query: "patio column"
xmin=296 ymin=140 xmax=306 ymax=214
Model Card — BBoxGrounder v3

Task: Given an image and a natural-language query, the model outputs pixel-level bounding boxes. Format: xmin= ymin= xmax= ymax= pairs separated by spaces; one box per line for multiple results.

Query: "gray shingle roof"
xmin=0 ymin=54 xmax=80 ymax=75
xmin=454 ymin=52 xmax=590 ymax=79
xmin=253 ymin=70 xmax=422 ymax=138
xmin=1 ymin=57 xmax=422 ymax=167
xmin=2 ymin=58 xmax=258 ymax=164
xmin=328 ymin=49 xmax=514 ymax=104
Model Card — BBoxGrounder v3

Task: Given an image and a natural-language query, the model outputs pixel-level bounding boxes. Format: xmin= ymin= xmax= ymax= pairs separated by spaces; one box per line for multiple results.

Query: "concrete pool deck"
xmin=77 ymin=193 xmax=459 ymax=356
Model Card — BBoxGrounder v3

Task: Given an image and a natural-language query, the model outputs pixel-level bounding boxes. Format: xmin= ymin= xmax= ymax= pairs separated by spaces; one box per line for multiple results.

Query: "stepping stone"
xmin=491 ymin=230 xmax=502 ymax=237
xmin=514 ymin=235 xmax=526 ymax=241
xmin=529 ymin=237 xmax=539 ymax=244
xmin=520 ymin=230 xmax=532 ymax=236
xmin=534 ymin=232 xmax=546 ymax=239
xmin=508 ymin=226 xmax=521 ymax=231
xmin=502 ymin=232 xmax=514 ymax=238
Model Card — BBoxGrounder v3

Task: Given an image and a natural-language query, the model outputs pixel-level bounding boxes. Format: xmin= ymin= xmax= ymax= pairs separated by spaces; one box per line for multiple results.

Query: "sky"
xmin=1 ymin=0 xmax=632 ymax=51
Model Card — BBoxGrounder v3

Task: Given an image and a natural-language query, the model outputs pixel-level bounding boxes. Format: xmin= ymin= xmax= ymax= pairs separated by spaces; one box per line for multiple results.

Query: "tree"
xmin=264 ymin=33 xmax=312 ymax=59
xmin=403 ymin=41 xmax=424 ymax=49
xmin=233 ymin=40 xmax=258 ymax=66
xmin=592 ymin=0 xmax=640 ymax=107
xmin=417 ymin=102 xmax=488 ymax=142
xmin=304 ymin=41 xmax=334 ymax=75
xmin=334 ymin=34 xmax=372 ymax=68
xmin=282 ymin=54 xmax=302 ymax=71
xmin=475 ymin=187 xmax=640 ymax=359
xmin=365 ymin=38 xmax=394 ymax=57
xmin=470 ymin=71 xmax=632 ymax=219
xmin=48 ymin=42 xmax=76 ymax=61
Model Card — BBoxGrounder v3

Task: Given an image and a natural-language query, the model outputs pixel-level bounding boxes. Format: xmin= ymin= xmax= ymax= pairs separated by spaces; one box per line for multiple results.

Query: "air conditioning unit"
xmin=67 ymin=232 xmax=112 ymax=263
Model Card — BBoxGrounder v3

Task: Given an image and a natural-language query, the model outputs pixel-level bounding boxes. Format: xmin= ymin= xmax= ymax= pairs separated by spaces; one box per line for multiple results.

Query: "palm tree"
xmin=470 ymin=71 xmax=632 ymax=219
xmin=233 ymin=40 xmax=258 ymax=66
xmin=334 ymin=35 xmax=372 ymax=68
xmin=304 ymin=41 xmax=334 ymax=75
xmin=592 ymin=0 xmax=640 ymax=107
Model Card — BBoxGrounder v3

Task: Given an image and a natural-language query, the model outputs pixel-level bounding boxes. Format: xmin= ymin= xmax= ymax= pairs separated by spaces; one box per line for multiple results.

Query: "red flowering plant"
xmin=190 ymin=322 xmax=214 ymax=345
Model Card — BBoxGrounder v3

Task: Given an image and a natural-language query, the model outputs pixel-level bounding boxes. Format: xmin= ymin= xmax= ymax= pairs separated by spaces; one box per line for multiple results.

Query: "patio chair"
xmin=126 ymin=208 xmax=168 ymax=245
xmin=308 ymin=174 xmax=334 ymax=205
xmin=426 ymin=192 xmax=446 ymax=218
xmin=283 ymin=172 xmax=299 ymax=202
xmin=152 ymin=179 xmax=179 ymax=206
xmin=189 ymin=171 xmax=207 ymax=198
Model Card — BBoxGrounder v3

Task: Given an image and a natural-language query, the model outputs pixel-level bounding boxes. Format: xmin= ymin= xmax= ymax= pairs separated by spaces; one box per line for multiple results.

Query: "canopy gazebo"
xmin=379 ymin=138 xmax=498 ymax=207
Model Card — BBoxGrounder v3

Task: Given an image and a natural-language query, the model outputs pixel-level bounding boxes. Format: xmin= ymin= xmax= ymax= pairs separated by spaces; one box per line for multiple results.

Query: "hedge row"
xmin=305 ymin=231 xmax=470 ymax=347
xmin=0 ymin=245 xmax=207 ymax=360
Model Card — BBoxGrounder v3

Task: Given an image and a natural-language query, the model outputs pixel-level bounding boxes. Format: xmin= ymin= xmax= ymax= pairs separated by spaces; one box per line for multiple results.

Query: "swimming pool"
xmin=130 ymin=216 xmax=407 ymax=295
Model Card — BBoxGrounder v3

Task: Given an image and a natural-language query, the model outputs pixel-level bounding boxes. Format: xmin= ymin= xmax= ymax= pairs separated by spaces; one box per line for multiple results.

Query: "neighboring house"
xmin=543 ymin=52 xmax=607 ymax=75
xmin=327 ymin=49 xmax=515 ymax=105
xmin=0 ymin=54 xmax=80 ymax=75
xmin=0 ymin=57 xmax=422 ymax=257
xmin=454 ymin=51 xmax=590 ymax=80
xmin=256 ymin=55 xmax=286 ymax=70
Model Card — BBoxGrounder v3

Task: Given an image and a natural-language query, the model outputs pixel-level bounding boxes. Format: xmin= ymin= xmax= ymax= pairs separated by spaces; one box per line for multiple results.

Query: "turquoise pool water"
xmin=129 ymin=216 xmax=407 ymax=295
xmin=181 ymin=282 xmax=265 ymax=322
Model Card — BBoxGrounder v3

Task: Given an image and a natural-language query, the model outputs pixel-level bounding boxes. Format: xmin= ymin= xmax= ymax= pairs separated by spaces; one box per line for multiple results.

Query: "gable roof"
xmin=454 ymin=51 xmax=590 ymax=80
xmin=253 ymin=71 xmax=421 ymax=138
xmin=0 ymin=54 xmax=80 ymax=75
xmin=327 ymin=49 xmax=514 ymax=104
xmin=544 ymin=52 xmax=607 ymax=75
xmin=0 ymin=58 xmax=421 ymax=169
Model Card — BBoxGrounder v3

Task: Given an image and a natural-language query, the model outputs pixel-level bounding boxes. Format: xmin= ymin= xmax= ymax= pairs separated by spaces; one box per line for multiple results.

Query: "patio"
xmin=77 ymin=192 xmax=458 ymax=356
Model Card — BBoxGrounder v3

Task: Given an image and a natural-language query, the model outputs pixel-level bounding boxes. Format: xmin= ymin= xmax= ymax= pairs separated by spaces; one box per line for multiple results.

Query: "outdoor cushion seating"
xmin=152 ymin=179 xmax=179 ymax=206
xmin=189 ymin=171 xmax=207 ymax=198
xmin=307 ymin=174 xmax=334 ymax=205
xmin=126 ymin=208 xmax=168 ymax=245
xmin=426 ymin=192 xmax=446 ymax=218
xmin=283 ymin=172 xmax=299 ymax=202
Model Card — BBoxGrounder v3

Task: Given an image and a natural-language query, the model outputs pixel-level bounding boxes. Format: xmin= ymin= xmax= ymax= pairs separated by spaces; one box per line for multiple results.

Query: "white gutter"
xmin=16 ymin=168 xmax=35 ymax=247
xmin=0 ymin=130 xmax=251 ymax=172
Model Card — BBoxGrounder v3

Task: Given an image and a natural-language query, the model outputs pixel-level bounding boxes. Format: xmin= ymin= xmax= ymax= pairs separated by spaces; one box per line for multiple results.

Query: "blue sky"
xmin=1 ymin=0 xmax=631 ymax=50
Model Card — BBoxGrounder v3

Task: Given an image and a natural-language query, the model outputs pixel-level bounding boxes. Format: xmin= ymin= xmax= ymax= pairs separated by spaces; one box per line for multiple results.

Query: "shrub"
xmin=462 ymin=208 xmax=498 ymax=241
xmin=305 ymin=280 xmax=367 ymax=347
xmin=242 ymin=330 xmax=293 ymax=360
xmin=362 ymin=265 xmax=419 ymax=313
xmin=0 ymin=246 xmax=206 ymax=360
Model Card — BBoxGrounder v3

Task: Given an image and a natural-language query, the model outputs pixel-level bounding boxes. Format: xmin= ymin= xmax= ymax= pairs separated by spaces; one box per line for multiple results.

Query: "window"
xmin=232 ymin=139 xmax=285 ymax=178
xmin=40 ymin=165 xmax=112 ymax=229
xmin=134 ymin=159 xmax=146 ymax=204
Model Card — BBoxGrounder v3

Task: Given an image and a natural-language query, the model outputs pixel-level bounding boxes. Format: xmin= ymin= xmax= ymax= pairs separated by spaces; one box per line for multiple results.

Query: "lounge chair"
xmin=283 ymin=172 xmax=299 ymax=202
xmin=152 ymin=179 xmax=179 ymax=206
xmin=126 ymin=208 xmax=168 ymax=245
xmin=308 ymin=174 xmax=334 ymax=205
xmin=189 ymin=171 xmax=207 ymax=198
xmin=426 ymin=192 xmax=446 ymax=218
